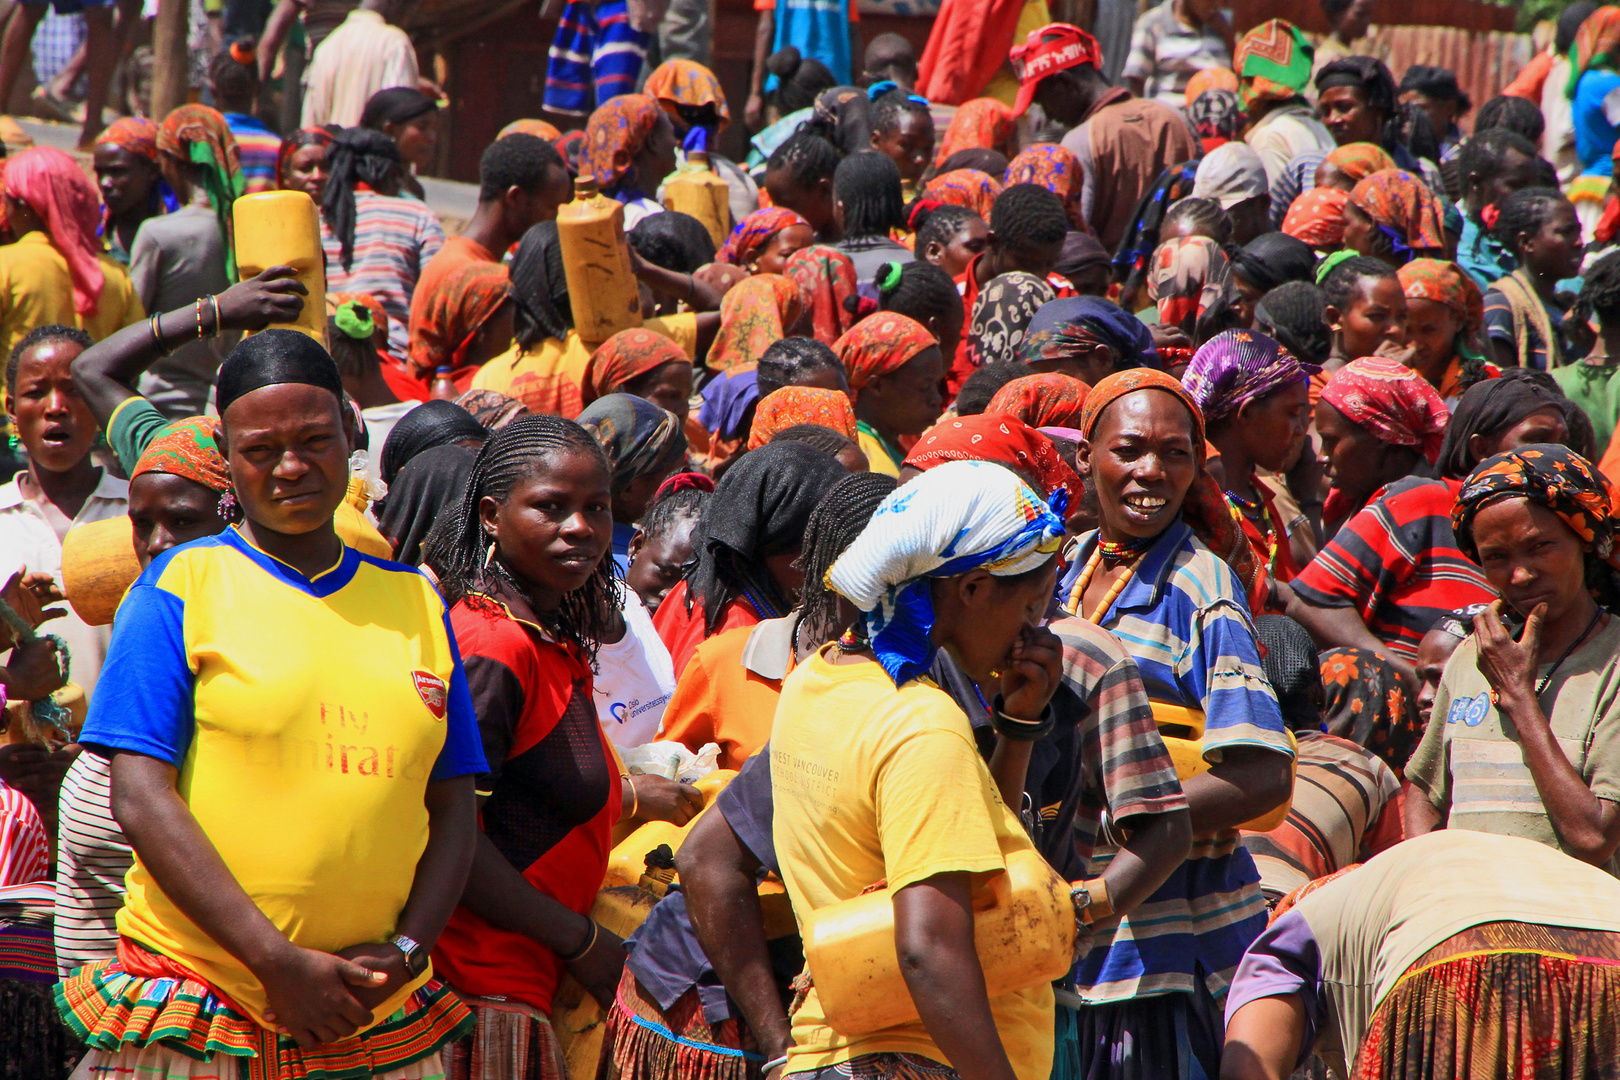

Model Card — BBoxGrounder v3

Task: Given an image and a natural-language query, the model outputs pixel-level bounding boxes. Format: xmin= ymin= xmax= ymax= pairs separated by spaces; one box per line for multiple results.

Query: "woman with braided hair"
xmin=1482 ymin=188 xmax=1585 ymax=373
xmin=320 ymin=127 xmax=445 ymax=363
xmin=425 ymin=414 xmax=698 ymax=1080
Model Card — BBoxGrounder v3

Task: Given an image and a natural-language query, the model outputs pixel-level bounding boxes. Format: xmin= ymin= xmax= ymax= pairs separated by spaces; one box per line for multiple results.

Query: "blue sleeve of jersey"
xmin=79 ymin=582 xmax=195 ymax=766
xmin=431 ymin=608 xmax=492 ymax=781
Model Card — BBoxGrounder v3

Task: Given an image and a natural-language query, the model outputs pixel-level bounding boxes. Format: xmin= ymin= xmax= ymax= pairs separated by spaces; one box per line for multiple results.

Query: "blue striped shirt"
xmin=1058 ymin=520 xmax=1292 ymax=1003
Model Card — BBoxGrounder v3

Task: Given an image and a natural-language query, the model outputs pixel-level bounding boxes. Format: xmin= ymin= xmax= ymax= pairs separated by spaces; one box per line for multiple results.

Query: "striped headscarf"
xmin=158 ymin=104 xmax=245 ymax=278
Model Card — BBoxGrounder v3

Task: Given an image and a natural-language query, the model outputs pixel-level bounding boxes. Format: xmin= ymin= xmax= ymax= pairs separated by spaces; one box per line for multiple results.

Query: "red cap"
xmin=1009 ymin=23 xmax=1104 ymax=117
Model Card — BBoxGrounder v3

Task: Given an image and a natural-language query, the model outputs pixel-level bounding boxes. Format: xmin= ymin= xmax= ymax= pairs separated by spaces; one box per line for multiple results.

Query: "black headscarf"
xmin=1434 ymin=369 xmax=1568 ymax=479
xmin=321 ymin=127 xmax=404 ymax=271
xmin=380 ymin=400 xmax=488 ymax=485
xmin=509 ymin=221 xmax=572 ymax=348
xmin=684 ymin=440 xmax=847 ymax=632
xmin=1230 ymin=233 xmax=1318 ymax=293
xmin=360 ymin=87 xmax=439 ymax=128
xmin=377 ymin=443 xmax=477 ymax=566
xmin=1254 ymin=614 xmax=1323 ymax=732
xmin=215 ymin=329 xmax=345 ymax=414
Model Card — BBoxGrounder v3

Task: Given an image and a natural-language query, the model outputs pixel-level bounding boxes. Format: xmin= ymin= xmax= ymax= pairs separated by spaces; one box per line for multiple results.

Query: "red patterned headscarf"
xmin=1004 ymin=145 xmax=1086 ymax=230
xmin=1320 ymin=357 xmax=1450 ymax=464
xmin=133 ymin=415 xmax=232 ymax=493
xmin=923 ymin=169 xmax=1002 ymax=220
xmin=644 ymin=59 xmax=731 ymax=128
xmin=583 ymin=327 xmax=690 ymax=404
xmin=1080 ymin=368 xmax=1263 ymax=609
xmin=904 ymin=412 xmax=1081 ymax=512
xmin=986 ymin=373 xmax=1090 ymax=429
xmin=935 ymin=98 xmax=1016 ymax=166
xmin=835 ymin=312 xmax=938 ymax=392
xmin=95 ymin=116 xmax=159 ymax=160
xmin=584 ymin=94 xmax=663 ymax=190
xmin=747 ymin=386 xmax=857 ymax=450
xmin=1349 ymin=169 xmax=1446 ymax=258
xmin=407 ymin=261 xmax=512 ymax=376
xmin=1147 ymin=236 xmax=1237 ymax=333
xmin=6 ymin=147 xmax=104 ymax=315
xmin=1396 ymin=257 xmax=1483 ymax=337
xmin=784 ymin=245 xmax=860 ymax=346
xmin=709 ymin=274 xmax=806 ymax=371
xmin=1281 ymin=186 xmax=1348 ymax=248
xmin=717 ymin=207 xmax=811 ymax=266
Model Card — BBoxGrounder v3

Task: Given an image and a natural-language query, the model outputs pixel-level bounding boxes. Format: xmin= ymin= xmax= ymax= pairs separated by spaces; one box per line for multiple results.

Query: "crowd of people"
xmin=8 ymin=2 xmax=1620 ymax=1080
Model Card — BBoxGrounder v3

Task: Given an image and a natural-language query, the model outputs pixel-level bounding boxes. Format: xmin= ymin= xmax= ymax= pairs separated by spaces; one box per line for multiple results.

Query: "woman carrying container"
xmin=772 ymin=460 xmax=1066 ymax=1080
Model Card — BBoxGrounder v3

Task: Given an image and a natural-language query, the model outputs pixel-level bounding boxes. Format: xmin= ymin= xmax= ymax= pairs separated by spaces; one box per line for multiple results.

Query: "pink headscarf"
xmin=6 ymin=147 xmax=104 ymax=315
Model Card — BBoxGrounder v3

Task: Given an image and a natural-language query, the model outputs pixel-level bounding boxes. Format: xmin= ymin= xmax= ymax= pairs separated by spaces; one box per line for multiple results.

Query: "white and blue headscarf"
xmin=828 ymin=460 xmax=1065 ymax=687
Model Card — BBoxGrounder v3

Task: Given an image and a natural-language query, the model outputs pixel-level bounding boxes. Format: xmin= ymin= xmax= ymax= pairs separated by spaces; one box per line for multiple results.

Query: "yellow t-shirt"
xmin=855 ymin=424 xmax=903 ymax=478
xmin=471 ymin=313 xmax=698 ymax=418
xmin=770 ymin=649 xmax=1054 ymax=1080
xmin=0 ymin=232 xmax=145 ymax=359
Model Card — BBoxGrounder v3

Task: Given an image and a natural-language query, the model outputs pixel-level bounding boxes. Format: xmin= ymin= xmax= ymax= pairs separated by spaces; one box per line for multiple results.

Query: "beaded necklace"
xmin=1097 ymin=534 xmax=1154 ymax=566
xmin=1066 ymin=546 xmax=1142 ymax=623
xmin=1225 ymin=483 xmax=1279 ymax=573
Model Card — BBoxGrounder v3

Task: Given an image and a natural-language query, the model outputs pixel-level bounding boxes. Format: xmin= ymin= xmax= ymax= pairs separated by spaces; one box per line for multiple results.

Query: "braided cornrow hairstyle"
xmin=795 ymin=472 xmax=898 ymax=642
xmin=1161 ymin=197 xmax=1233 ymax=246
xmin=914 ymin=203 xmax=980 ymax=254
xmin=1491 ymin=186 xmax=1569 ymax=260
xmin=1571 ymin=249 xmax=1620 ymax=331
xmin=424 ymin=414 xmax=618 ymax=664
xmin=877 ymin=260 xmax=960 ymax=327
xmin=869 ymin=89 xmax=931 ymax=137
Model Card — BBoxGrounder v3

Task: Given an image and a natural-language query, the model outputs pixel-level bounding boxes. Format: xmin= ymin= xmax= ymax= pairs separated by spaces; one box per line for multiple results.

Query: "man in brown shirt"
xmin=1012 ymin=22 xmax=1198 ymax=252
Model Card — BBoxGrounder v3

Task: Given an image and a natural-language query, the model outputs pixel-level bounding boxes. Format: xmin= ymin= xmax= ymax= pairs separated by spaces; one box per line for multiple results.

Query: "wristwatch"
xmin=390 ymin=933 xmax=429 ymax=978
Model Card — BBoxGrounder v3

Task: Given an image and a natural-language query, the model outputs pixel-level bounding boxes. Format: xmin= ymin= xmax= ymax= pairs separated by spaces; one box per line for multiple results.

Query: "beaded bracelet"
xmin=149 ymin=313 xmax=173 ymax=357
xmin=195 ymin=298 xmax=206 ymax=341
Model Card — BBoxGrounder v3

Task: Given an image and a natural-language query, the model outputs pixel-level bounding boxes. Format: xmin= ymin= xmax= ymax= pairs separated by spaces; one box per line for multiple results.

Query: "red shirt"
xmin=652 ymin=580 xmax=762 ymax=678
xmin=432 ymin=597 xmax=622 ymax=1012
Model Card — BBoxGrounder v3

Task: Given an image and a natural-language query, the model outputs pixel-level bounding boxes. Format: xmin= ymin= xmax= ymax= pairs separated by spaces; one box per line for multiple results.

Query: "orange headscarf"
xmin=498 ymin=118 xmax=562 ymax=142
xmin=583 ymin=327 xmax=690 ymax=404
xmin=834 ymin=312 xmax=938 ymax=391
xmin=583 ymin=94 xmax=663 ymax=190
xmin=986 ymin=373 xmax=1090 ymax=429
xmin=747 ymin=386 xmax=857 ymax=450
xmin=644 ymin=59 xmax=731 ymax=129
xmin=923 ymin=169 xmax=1002 ymax=220
xmin=708 ymin=274 xmax=806 ymax=371
xmin=935 ymin=98 xmax=1016 ymax=166
xmin=1184 ymin=66 xmax=1239 ymax=106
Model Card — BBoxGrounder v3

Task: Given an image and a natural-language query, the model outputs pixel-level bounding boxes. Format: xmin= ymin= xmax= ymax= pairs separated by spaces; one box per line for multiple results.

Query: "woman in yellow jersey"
xmin=771 ymin=460 xmax=1066 ymax=1080
xmin=61 ymin=330 xmax=488 ymax=1079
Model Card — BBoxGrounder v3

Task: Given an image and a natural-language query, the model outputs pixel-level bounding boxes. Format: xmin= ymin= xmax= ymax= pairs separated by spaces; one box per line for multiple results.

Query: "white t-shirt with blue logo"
xmin=593 ymin=582 xmax=677 ymax=748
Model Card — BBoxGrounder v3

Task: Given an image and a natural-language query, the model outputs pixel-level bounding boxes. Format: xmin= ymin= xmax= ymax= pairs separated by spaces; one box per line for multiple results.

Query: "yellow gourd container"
xmin=232 ymin=190 xmax=326 ymax=340
xmin=663 ymin=151 xmax=731 ymax=249
xmin=603 ymin=768 xmax=737 ymax=887
xmin=557 ymin=176 xmax=642 ymax=346
xmin=61 ymin=516 xmax=143 ymax=626
xmin=800 ymin=848 xmax=1077 ymax=1037
xmin=1152 ymin=702 xmax=1297 ymax=832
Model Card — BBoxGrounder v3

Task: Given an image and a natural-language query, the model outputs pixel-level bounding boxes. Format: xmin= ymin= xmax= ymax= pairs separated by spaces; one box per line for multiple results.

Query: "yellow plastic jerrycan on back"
xmin=557 ymin=176 xmax=643 ymax=346
xmin=800 ymin=848 xmax=1077 ymax=1037
xmin=663 ymin=150 xmax=731 ymax=249
xmin=602 ymin=768 xmax=737 ymax=888
xmin=1152 ymin=702 xmax=1298 ymax=832
xmin=232 ymin=190 xmax=326 ymax=340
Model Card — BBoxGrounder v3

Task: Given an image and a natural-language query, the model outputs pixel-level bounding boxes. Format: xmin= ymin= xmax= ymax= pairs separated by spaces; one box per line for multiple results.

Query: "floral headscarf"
xmin=1569 ymin=6 xmax=1620 ymax=98
xmin=1147 ymin=236 xmax=1237 ymax=333
xmin=407 ymin=261 xmax=512 ymax=377
xmin=644 ymin=59 xmax=731 ymax=128
xmin=1319 ymin=646 xmax=1424 ymax=773
xmin=1452 ymin=444 xmax=1620 ymax=577
xmin=158 ymin=104 xmax=245 ymax=278
xmin=1233 ymin=19 xmax=1314 ymax=108
xmin=584 ymin=93 xmax=663 ymax=191
xmin=95 ymin=116 xmax=159 ymax=160
xmin=1396 ymin=257 xmax=1483 ymax=337
xmin=454 ymin=389 xmax=529 ymax=430
xmin=582 ymin=327 xmax=690 ymax=404
xmin=1323 ymin=142 xmax=1397 ymax=185
xmin=717 ymin=207 xmax=811 ymax=266
xmin=747 ymin=386 xmax=857 ymax=450
xmin=935 ymin=98 xmax=1016 ymax=166
xmin=986 ymin=373 xmax=1090 ymax=429
xmin=1182 ymin=328 xmax=1319 ymax=423
xmin=1185 ymin=66 xmax=1240 ymax=105
xmin=923 ymin=169 xmax=1002 ymax=220
xmin=1004 ymin=145 xmax=1086 ymax=230
xmin=577 ymin=392 xmax=688 ymax=491
xmin=1079 ymin=368 xmax=1262 ymax=607
xmin=835 ymin=312 xmax=938 ymax=391
xmin=1349 ymin=169 xmax=1447 ymax=261
xmin=1282 ymin=186 xmax=1349 ymax=248
xmin=784 ymin=245 xmax=860 ymax=346
xmin=498 ymin=118 xmax=562 ymax=141
xmin=132 ymin=415 xmax=231 ymax=492
xmin=970 ymin=272 xmax=1055 ymax=367
xmin=904 ymin=412 xmax=1081 ymax=512
xmin=1319 ymin=357 xmax=1450 ymax=464
xmin=709 ymin=274 xmax=805 ymax=371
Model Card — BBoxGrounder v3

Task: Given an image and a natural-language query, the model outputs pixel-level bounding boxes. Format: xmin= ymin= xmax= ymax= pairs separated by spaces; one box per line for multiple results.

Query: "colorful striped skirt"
xmin=55 ymin=949 xmax=472 ymax=1080
xmin=787 ymin=1053 xmax=960 ymax=1080
xmin=1356 ymin=922 xmax=1620 ymax=1080
xmin=600 ymin=968 xmax=764 ymax=1080
xmin=440 ymin=993 xmax=567 ymax=1080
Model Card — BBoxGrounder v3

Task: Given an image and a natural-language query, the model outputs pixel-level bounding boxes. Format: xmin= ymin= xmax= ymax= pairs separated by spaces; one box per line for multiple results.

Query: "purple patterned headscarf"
xmin=1180 ymin=328 xmax=1320 ymax=423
